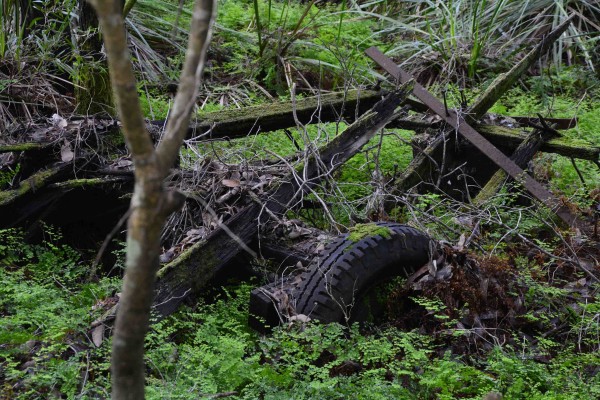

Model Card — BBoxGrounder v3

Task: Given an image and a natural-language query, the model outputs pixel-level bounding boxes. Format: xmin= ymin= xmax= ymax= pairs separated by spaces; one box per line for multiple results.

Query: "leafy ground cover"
xmin=1 ymin=0 xmax=599 ymax=398
xmin=1 ymin=231 xmax=599 ymax=398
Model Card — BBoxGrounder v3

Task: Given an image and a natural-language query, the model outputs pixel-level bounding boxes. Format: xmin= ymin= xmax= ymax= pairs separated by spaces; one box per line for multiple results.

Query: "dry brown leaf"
xmin=91 ymin=325 xmax=104 ymax=347
xmin=222 ymin=179 xmax=241 ymax=188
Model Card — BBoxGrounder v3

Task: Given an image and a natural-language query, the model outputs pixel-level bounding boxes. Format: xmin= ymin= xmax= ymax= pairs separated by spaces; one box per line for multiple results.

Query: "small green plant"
xmin=0 ymin=227 xmax=120 ymax=398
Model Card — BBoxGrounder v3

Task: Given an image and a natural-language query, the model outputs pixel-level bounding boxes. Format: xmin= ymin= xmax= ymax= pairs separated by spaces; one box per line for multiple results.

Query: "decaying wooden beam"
xmin=188 ymin=89 xmax=379 ymax=138
xmin=0 ymin=163 xmax=69 ymax=207
xmin=152 ymin=84 xmax=414 ymax=316
xmin=512 ymin=116 xmax=577 ymax=130
xmin=0 ymin=143 xmax=53 ymax=153
xmin=47 ymin=177 xmax=133 ymax=190
xmin=366 ymin=45 xmax=580 ymax=228
xmin=180 ymin=90 xmax=428 ymax=139
xmin=190 ymin=96 xmax=596 ymax=160
xmin=473 ymin=128 xmax=552 ymax=206
xmin=476 ymin=124 xmax=598 ymax=161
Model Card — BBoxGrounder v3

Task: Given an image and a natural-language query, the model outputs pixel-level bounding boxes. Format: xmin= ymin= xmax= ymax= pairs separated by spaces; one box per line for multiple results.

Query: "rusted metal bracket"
xmin=366 ymin=47 xmax=580 ymax=228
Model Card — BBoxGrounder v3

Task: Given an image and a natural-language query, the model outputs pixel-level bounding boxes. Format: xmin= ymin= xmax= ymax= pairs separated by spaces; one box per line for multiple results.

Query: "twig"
xmin=570 ymin=157 xmax=587 ymax=187
xmin=89 ymin=207 xmax=132 ymax=281
xmin=186 ymin=193 xmax=257 ymax=258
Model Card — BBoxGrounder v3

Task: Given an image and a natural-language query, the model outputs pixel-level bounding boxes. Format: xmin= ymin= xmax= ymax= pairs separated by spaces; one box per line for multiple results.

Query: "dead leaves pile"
xmin=388 ymin=239 xmax=600 ymax=358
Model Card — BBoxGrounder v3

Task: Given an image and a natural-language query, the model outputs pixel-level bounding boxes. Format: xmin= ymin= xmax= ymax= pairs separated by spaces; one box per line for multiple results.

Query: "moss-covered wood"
xmin=48 ymin=177 xmax=133 ymax=189
xmin=188 ymin=90 xmax=426 ymax=139
xmin=0 ymin=165 xmax=66 ymax=206
xmin=473 ymin=129 xmax=550 ymax=206
xmin=476 ymin=125 xmax=598 ymax=161
xmin=153 ymin=85 xmax=413 ymax=317
xmin=74 ymin=1 xmax=114 ymax=116
xmin=0 ymin=143 xmax=50 ymax=153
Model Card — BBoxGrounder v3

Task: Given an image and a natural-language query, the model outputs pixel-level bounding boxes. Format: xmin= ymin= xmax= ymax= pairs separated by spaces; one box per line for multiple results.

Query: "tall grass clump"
xmin=355 ymin=0 xmax=599 ymax=85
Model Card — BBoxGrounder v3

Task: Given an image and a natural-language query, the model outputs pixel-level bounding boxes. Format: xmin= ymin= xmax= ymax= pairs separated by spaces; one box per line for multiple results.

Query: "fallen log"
xmin=0 ymin=163 xmax=69 ymax=207
xmin=0 ymin=143 xmax=52 ymax=153
xmin=47 ymin=176 xmax=133 ymax=190
xmin=152 ymin=83 xmax=414 ymax=316
xmin=475 ymin=125 xmax=598 ymax=161
xmin=183 ymin=89 xmax=428 ymax=138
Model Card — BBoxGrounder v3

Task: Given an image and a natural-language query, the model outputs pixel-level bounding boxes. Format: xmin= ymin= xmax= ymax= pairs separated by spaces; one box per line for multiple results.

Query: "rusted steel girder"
xmin=365 ymin=47 xmax=580 ymax=228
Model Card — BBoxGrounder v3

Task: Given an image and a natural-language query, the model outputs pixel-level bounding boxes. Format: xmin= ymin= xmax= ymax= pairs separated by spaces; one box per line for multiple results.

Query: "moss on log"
xmin=189 ymin=89 xmax=426 ymax=138
xmin=0 ymin=143 xmax=51 ymax=153
xmin=476 ymin=125 xmax=599 ymax=161
xmin=473 ymin=129 xmax=549 ymax=206
xmin=0 ymin=165 xmax=65 ymax=206
xmin=48 ymin=177 xmax=133 ymax=189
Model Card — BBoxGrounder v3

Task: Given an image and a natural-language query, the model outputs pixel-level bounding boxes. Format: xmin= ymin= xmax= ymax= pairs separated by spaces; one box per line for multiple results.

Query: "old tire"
xmin=248 ymin=222 xmax=434 ymax=331
xmin=293 ymin=222 xmax=433 ymax=324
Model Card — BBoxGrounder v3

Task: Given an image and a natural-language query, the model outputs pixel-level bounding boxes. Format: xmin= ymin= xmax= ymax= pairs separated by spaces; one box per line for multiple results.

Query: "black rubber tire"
xmin=293 ymin=222 xmax=433 ymax=324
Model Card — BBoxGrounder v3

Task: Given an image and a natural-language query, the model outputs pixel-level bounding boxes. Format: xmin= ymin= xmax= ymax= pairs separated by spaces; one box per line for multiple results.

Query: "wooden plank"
xmin=183 ymin=90 xmax=427 ymax=138
xmin=474 ymin=128 xmax=551 ymax=206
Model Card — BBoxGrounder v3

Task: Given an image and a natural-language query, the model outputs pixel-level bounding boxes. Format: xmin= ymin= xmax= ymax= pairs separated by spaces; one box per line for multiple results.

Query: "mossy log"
xmin=153 ymin=85 xmax=413 ymax=317
xmin=186 ymin=89 xmax=427 ymax=139
xmin=0 ymin=164 xmax=68 ymax=207
xmin=47 ymin=177 xmax=133 ymax=189
xmin=476 ymin=125 xmax=598 ymax=161
xmin=0 ymin=143 xmax=51 ymax=153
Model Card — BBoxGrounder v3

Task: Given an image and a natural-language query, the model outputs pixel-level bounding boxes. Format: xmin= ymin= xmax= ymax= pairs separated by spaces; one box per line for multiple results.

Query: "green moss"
xmin=74 ymin=63 xmax=114 ymax=116
xmin=348 ymin=223 xmax=393 ymax=243
xmin=0 ymin=166 xmax=61 ymax=206
xmin=0 ymin=143 xmax=48 ymax=152
xmin=51 ymin=178 xmax=106 ymax=189
xmin=156 ymin=240 xmax=218 ymax=285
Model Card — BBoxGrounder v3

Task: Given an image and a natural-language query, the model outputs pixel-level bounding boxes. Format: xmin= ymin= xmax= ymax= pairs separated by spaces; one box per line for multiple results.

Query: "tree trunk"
xmin=75 ymin=1 xmax=115 ymax=115
xmin=87 ymin=0 xmax=216 ymax=398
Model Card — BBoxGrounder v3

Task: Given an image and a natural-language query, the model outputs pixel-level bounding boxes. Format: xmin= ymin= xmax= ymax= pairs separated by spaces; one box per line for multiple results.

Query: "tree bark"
xmin=75 ymin=1 xmax=115 ymax=115
xmin=87 ymin=0 xmax=216 ymax=399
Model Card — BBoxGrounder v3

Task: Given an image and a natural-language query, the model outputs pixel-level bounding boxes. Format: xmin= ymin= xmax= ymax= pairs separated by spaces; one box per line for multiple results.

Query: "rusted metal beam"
xmin=366 ymin=47 xmax=580 ymax=228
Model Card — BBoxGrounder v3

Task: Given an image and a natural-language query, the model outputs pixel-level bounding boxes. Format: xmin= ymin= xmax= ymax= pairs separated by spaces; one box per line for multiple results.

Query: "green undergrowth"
xmin=143 ymin=284 xmax=600 ymax=400
xmin=486 ymin=70 xmax=600 ymax=194
xmin=0 ymin=228 xmax=120 ymax=398
xmin=1 ymin=227 xmax=598 ymax=398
